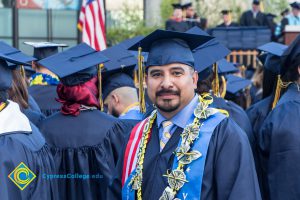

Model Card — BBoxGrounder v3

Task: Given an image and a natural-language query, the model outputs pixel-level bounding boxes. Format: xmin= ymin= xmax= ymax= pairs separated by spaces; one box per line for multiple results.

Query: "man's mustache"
xmin=156 ymin=89 xmax=180 ymax=96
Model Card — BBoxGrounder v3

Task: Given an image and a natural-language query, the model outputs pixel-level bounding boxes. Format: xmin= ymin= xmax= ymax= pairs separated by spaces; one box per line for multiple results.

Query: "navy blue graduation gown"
xmin=28 ymin=85 xmax=61 ymax=117
xmin=108 ymin=117 xmax=261 ymax=200
xmin=28 ymin=94 xmax=41 ymax=113
xmin=38 ymin=110 xmax=135 ymax=200
xmin=22 ymin=108 xmax=45 ymax=126
xmin=212 ymin=96 xmax=254 ymax=146
xmin=246 ymin=95 xmax=273 ymax=199
xmin=258 ymin=84 xmax=300 ymax=200
xmin=0 ymin=102 xmax=58 ymax=199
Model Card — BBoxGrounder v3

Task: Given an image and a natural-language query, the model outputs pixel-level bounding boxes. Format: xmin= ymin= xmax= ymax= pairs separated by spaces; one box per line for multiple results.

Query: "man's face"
xmin=186 ymin=7 xmax=194 ymax=18
xmin=173 ymin=9 xmax=183 ymax=19
xmin=223 ymin=14 xmax=230 ymax=23
xmin=292 ymin=8 xmax=300 ymax=16
xmin=146 ymin=63 xmax=198 ymax=113
xmin=252 ymin=4 xmax=260 ymax=12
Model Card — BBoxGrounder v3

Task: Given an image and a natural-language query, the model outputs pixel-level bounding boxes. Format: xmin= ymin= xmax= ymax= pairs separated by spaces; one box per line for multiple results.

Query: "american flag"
xmin=78 ymin=0 xmax=106 ymax=51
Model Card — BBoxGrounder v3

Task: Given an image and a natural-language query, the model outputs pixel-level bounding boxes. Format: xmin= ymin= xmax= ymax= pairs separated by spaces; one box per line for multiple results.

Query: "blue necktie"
xmin=160 ymin=121 xmax=174 ymax=151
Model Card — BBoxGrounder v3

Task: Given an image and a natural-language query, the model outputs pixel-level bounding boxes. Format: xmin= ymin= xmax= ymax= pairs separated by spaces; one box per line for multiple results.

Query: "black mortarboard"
xmin=225 ymin=74 xmax=252 ymax=95
xmin=290 ymin=2 xmax=300 ymax=9
xmin=38 ymin=43 xmax=109 ymax=86
xmin=281 ymin=34 xmax=300 ymax=76
xmin=24 ymin=41 xmax=68 ymax=60
xmin=0 ymin=45 xmax=32 ymax=90
xmin=252 ymin=0 xmax=260 ymax=5
xmin=128 ymin=29 xmax=213 ymax=68
xmin=281 ymin=8 xmax=289 ymax=16
xmin=181 ymin=2 xmax=192 ymax=9
xmin=172 ymin=3 xmax=182 ymax=9
xmin=221 ymin=10 xmax=232 ymax=15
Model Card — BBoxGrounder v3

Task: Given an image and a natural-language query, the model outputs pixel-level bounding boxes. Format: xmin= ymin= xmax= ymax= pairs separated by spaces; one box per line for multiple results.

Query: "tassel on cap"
xmin=98 ymin=64 xmax=104 ymax=111
xmin=212 ymin=63 xmax=220 ymax=97
xmin=220 ymin=76 xmax=227 ymax=98
xmin=138 ymin=47 xmax=146 ymax=113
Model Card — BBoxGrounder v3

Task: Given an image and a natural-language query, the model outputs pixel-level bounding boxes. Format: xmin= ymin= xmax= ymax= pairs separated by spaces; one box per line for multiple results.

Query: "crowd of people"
xmin=166 ymin=0 xmax=300 ymax=42
xmin=0 ymin=2 xmax=300 ymax=200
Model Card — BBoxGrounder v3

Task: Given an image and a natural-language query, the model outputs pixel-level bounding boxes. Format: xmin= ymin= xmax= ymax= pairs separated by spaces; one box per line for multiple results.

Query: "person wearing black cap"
xmin=166 ymin=3 xmax=189 ymax=32
xmin=280 ymin=1 xmax=300 ymax=31
xmin=37 ymin=43 xmax=134 ymax=199
xmin=108 ymin=29 xmax=261 ymax=200
xmin=240 ymin=0 xmax=268 ymax=26
xmin=217 ymin=10 xmax=239 ymax=27
xmin=25 ymin=42 xmax=67 ymax=117
xmin=246 ymin=42 xmax=288 ymax=199
xmin=100 ymin=43 xmax=143 ymax=121
xmin=258 ymin=35 xmax=300 ymax=200
xmin=181 ymin=2 xmax=202 ymax=29
xmin=0 ymin=46 xmax=58 ymax=199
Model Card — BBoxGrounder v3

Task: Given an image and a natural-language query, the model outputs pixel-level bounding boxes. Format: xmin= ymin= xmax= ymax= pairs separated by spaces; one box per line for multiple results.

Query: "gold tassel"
xmin=138 ymin=47 xmax=146 ymax=113
xmin=20 ymin=65 xmax=26 ymax=79
xmin=220 ymin=76 xmax=227 ymax=98
xmin=271 ymin=75 xmax=293 ymax=109
xmin=134 ymin=70 xmax=139 ymax=88
xmin=98 ymin=64 xmax=104 ymax=111
xmin=212 ymin=63 xmax=220 ymax=97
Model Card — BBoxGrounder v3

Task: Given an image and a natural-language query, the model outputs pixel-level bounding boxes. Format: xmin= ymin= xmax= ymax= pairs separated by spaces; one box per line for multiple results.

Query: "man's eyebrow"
xmin=149 ymin=69 xmax=162 ymax=74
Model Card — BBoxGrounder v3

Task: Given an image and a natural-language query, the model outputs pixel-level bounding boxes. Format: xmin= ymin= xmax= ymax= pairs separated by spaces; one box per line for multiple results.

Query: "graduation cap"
xmin=220 ymin=10 xmax=232 ymax=15
xmin=101 ymin=43 xmax=138 ymax=101
xmin=24 ymin=41 xmax=68 ymax=60
xmin=38 ymin=42 xmax=109 ymax=82
xmin=252 ymin=0 xmax=260 ymax=5
xmin=290 ymin=2 xmax=300 ymax=9
xmin=257 ymin=42 xmax=288 ymax=57
xmin=225 ymin=74 xmax=252 ymax=95
xmin=0 ymin=48 xmax=32 ymax=91
xmin=38 ymin=42 xmax=109 ymax=110
xmin=172 ymin=3 xmax=182 ymax=9
xmin=281 ymin=8 xmax=289 ymax=16
xmin=181 ymin=2 xmax=192 ymax=9
xmin=217 ymin=59 xmax=239 ymax=74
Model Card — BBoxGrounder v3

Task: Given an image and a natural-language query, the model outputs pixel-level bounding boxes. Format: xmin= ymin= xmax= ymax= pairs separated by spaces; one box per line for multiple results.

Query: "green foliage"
xmin=160 ymin=0 xmax=179 ymax=23
xmin=106 ymin=3 xmax=159 ymax=46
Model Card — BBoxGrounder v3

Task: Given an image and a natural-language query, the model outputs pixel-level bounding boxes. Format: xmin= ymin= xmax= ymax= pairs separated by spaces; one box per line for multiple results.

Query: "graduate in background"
xmin=240 ymin=0 xmax=267 ymax=27
xmin=101 ymin=43 xmax=143 ymax=121
xmin=165 ymin=3 xmax=189 ymax=32
xmin=258 ymin=35 xmax=300 ymax=200
xmin=281 ymin=2 xmax=300 ymax=28
xmin=108 ymin=29 xmax=261 ymax=200
xmin=0 ymin=41 xmax=45 ymax=125
xmin=181 ymin=2 xmax=201 ymax=29
xmin=0 ymin=48 xmax=58 ymax=200
xmin=37 ymin=43 xmax=133 ymax=200
xmin=25 ymin=42 xmax=67 ymax=117
xmin=246 ymin=42 xmax=288 ymax=199
xmin=216 ymin=10 xmax=239 ymax=27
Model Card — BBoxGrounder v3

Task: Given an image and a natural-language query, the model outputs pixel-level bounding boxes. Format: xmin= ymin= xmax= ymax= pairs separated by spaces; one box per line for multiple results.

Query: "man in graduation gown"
xmin=258 ymin=35 xmax=300 ymax=200
xmin=246 ymin=42 xmax=288 ymax=198
xmin=37 ymin=43 xmax=134 ymax=200
xmin=181 ymin=2 xmax=201 ymax=29
xmin=25 ymin=42 xmax=67 ymax=116
xmin=0 ymin=48 xmax=58 ymax=199
xmin=216 ymin=10 xmax=239 ymax=27
xmin=101 ymin=43 xmax=143 ymax=121
xmin=240 ymin=0 xmax=267 ymax=27
xmin=108 ymin=29 xmax=261 ymax=200
xmin=166 ymin=3 xmax=189 ymax=32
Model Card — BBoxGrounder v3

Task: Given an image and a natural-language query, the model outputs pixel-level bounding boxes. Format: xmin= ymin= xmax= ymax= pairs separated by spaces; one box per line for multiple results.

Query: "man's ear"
xmin=192 ymin=71 xmax=199 ymax=89
xmin=111 ymin=93 xmax=119 ymax=104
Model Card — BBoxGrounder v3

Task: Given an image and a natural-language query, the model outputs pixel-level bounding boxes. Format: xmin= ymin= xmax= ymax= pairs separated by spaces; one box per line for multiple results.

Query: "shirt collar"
xmin=157 ymin=94 xmax=199 ymax=129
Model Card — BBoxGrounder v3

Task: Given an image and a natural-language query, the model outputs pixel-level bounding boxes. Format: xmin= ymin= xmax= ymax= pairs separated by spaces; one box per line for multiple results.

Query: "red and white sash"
xmin=122 ymin=117 xmax=152 ymax=186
